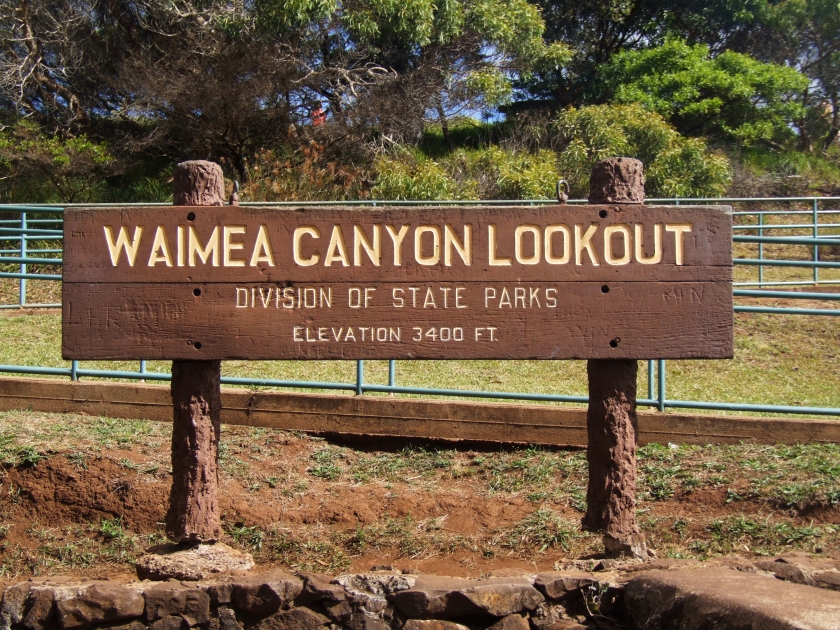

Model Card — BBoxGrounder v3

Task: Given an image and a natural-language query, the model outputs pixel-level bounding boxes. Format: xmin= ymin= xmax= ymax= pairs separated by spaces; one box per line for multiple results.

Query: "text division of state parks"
xmin=62 ymin=204 xmax=733 ymax=361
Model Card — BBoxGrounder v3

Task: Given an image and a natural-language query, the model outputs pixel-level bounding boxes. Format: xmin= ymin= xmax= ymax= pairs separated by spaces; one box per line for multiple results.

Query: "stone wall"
xmin=3 ymin=553 xmax=840 ymax=630
xmin=0 ymin=570 xmax=605 ymax=630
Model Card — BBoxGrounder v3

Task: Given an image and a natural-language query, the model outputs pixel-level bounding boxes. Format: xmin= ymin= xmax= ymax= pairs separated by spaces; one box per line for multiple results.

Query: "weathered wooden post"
xmin=166 ymin=160 xmax=224 ymax=543
xmin=583 ymin=157 xmax=647 ymax=559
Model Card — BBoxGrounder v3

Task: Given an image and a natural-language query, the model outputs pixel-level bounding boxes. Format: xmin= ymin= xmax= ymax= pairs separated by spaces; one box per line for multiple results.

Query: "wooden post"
xmin=583 ymin=157 xmax=648 ymax=559
xmin=165 ymin=160 xmax=225 ymax=543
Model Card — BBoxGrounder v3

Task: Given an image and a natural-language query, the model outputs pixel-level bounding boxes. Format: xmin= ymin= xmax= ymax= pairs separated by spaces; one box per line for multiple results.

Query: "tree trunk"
xmin=823 ymin=93 xmax=840 ymax=152
xmin=437 ymin=99 xmax=453 ymax=152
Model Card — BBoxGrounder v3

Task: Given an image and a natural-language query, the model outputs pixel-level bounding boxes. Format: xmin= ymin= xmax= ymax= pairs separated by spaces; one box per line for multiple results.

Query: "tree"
xmin=750 ymin=0 xmax=840 ymax=151
xmin=517 ymin=0 xmax=767 ymax=108
xmin=601 ymin=39 xmax=810 ymax=147
xmin=0 ymin=0 xmax=571 ymax=182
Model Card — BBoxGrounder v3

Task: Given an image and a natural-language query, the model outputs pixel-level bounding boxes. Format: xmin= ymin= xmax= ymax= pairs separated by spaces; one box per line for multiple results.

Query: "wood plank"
xmin=63 ymin=203 xmax=733 ymax=360
xmin=63 ymin=280 xmax=733 ymax=360
xmin=63 ymin=204 xmax=732 ymax=284
xmin=1 ymin=377 xmax=836 ymax=446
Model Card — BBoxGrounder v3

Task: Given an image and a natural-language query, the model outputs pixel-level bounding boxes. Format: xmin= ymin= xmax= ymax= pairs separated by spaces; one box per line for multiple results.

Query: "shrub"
xmin=371 ymin=151 xmax=476 ymax=200
xmin=0 ymin=121 xmax=115 ymax=203
xmin=241 ymin=139 xmax=367 ymax=201
xmin=371 ymin=146 xmax=559 ymax=200
xmin=553 ymin=104 xmax=731 ymax=198
xmin=455 ymin=146 xmax=559 ymax=199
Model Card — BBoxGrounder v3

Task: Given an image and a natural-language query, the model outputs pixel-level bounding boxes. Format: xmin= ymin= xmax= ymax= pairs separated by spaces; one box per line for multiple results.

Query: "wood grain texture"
xmin=63 ymin=281 xmax=732 ymax=359
xmin=62 ymin=204 xmax=733 ymax=360
xmin=1 ymin=377 xmax=837 ymax=446
xmin=63 ymin=204 xmax=731 ymax=283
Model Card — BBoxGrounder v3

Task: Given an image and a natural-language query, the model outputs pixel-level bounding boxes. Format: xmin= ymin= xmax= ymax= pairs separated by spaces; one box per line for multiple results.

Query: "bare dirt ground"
xmin=0 ymin=410 xmax=837 ymax=581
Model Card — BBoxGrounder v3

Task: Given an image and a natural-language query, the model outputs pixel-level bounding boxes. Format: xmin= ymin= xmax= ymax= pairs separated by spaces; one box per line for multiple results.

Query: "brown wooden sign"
xmin=62 ymin=204 xmax=733 ymax=360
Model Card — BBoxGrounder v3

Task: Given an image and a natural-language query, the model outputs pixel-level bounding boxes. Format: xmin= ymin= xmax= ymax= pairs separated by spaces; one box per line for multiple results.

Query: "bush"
xmin=456 ymin=147 xmax=559 ymax=199
xmin=372 ymin=146 xmax=559 ymax=201
xmin=371 ymin=151 xmax=476 ymax=201
xmin=0 ymin=121 xmax=115 ymax=203
xmin=553 ymin=104 xmax=731 ymax=198
xmin=241 ymin=139 xmax=368 ymax=202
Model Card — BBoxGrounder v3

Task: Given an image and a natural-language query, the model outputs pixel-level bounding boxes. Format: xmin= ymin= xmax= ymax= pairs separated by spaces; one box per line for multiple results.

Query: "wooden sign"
xmin=62 ymin=204 xmax=733 ymax=360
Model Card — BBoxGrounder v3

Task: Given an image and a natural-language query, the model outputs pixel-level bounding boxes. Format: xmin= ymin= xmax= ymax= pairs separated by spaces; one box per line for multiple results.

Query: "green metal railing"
xmin=2 ymin=198 xmax=840 ymax=417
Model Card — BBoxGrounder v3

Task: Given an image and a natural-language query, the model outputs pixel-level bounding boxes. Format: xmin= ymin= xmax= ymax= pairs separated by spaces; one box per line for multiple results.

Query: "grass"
xmin=0 ymin=411 xmax=779 ymax=509
xmin=0 ymin=306 xmax=837 ymax=417
xmin=731 ymin=206 xmax=840 ymax=286
xmin=1 ymin=204 xmax=839 ymax=418
xmin=7 ymin=519 xmax=154 ymax=576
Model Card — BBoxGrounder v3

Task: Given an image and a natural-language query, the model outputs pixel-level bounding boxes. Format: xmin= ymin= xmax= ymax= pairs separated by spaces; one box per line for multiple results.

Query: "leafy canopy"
xmin=601 ymin=39 xmax=810 ymax=146
xmin=753 ymin=0 xmax=840 ymax=151
xmin=520 ymin=0 xmax=768 ymax=107
xmin=253 ymin=0 xmax=571 ymax=111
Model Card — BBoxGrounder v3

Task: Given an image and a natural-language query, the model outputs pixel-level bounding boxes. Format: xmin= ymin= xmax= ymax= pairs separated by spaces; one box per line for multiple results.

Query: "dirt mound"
xmin=0 ymin=414 xmax=837 ymax=579
xmin=2 ymin=453 xmax=536 ymax=537
xmin=4 ymin=455 xmax=167 ymax=531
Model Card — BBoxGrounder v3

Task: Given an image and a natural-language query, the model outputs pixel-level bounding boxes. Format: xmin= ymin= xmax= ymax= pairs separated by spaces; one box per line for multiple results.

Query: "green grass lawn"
xmin=1 ymin=205 xmax=839 ymax=417
xmin=0 ymin=307 xmax=838 ymax=418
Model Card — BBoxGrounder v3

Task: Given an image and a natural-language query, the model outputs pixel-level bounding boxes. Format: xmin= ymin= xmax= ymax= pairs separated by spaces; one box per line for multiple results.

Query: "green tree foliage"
xmin=521 ymin=0 xmax=767 ymax=107
xmin=601 ymin=39 xmax=809 ymax=146
xmin=290 ymin=0 xmax=570 ymax=149
xmin=752 ymin=0 xmax=840 ymax=151
xmin=0 ymin=122 xmax=114 ymax=203
xmin=0 ymin=0 xmax=570 ymax=176
xmin=1 ymin=0 xmax=836 ymax=201
xmin=553 ymin=105 xmax=731 ymax=197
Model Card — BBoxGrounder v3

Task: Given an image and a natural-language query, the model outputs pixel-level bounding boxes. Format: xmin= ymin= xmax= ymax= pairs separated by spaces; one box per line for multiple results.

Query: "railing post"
xmin=813 ymin=198 xmax=819 ymax=284
xmin=647 ymin=360 xmax=654 ymax=401
xmin=70 ymin=360 xmax=79 ymax=381
xmin=758 ymin=212 xmax=764 ymax=288
xmin=388 ymin=359 xmax=395 ymax=387
xmin=356 ymin=359 xmax=364 ymax=395
xmin=19 ymin=212 xmax=26 ymax=308
xmin=657 ymin=359 xmax=666 ymax=412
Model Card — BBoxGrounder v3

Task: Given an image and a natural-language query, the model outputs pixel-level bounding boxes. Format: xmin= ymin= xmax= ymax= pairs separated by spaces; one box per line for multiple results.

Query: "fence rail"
xmin=2 ymin=197 xmax=840 ymax=417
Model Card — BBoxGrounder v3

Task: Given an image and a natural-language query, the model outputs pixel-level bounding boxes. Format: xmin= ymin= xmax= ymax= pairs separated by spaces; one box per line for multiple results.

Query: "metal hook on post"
xmin=556 ymin=179 xmax=570 ymax=204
